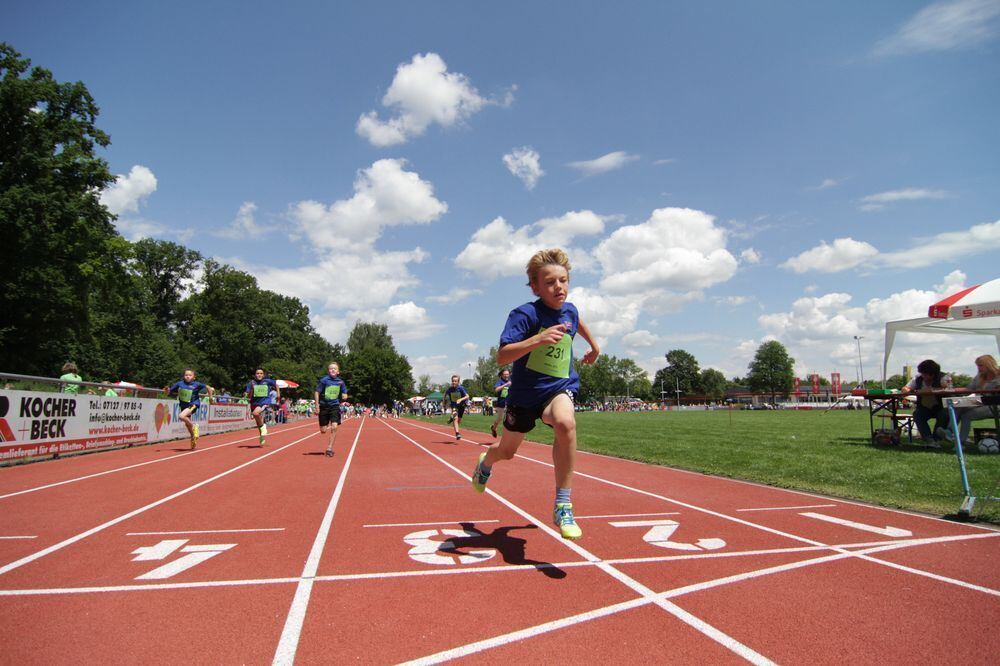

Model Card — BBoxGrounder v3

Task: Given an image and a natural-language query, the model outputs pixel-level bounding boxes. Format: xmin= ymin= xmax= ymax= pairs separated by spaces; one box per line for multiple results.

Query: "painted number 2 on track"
xmin=610 ymin=519 xmax=726 ymax=551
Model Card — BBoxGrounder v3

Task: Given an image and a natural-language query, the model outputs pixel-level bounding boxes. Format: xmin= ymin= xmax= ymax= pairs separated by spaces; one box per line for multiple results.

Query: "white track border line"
xmin=0 ymin=429 xmax=321 ymax=577
xmin=4 ymin=531 xmax=996 ymax=599
xmin=736 ymin=504 xmax=837 ymax=512
xmin=126 ymin=528 xmax=285 ymax=536
xmin=378 ymin=419 xmax=776 ymax=666
xmin=363 ymin=520 xmax=499 ymax=528
xmin=271 ymin=417 xmax=365 ymax=666
xmin=0 ymin=422 xmax=314 ymax=501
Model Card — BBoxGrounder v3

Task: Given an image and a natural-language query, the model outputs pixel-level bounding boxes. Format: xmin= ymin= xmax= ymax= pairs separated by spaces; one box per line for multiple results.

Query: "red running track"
xmin=0 ymin=416 xmax=998 ymax=664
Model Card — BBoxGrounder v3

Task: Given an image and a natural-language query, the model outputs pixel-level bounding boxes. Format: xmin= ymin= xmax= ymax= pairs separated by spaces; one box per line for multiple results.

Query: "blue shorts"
xmin=503 ymin=390 xmax=574 ymax=433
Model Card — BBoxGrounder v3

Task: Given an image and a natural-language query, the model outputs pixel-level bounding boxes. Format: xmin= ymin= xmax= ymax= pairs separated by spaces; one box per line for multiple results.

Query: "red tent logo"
xmin=962 ymin=307 xmax=973 ymax=318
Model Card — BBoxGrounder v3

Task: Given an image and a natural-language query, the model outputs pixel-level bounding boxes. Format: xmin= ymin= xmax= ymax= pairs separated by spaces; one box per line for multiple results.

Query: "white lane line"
xmin=4 ymin=531 xmax=995 ymax=599
xmin=0 ymin=536 xmax=37 ymax=540
xmin=575 ymin=512 xmax=681 ymax=520
xmin=363 ymin=520 xmax=500 ymax=528
xmin=736 ymin=504 xmax=837 ymax=512
xmin=271 ymin=418 xmax=365 ymax=666
xmin=0 ymin=430 xmax=320 ymax=577
xmin=0 ymin=422 xmax=315 ymax=501
xmin=126 ymin=528 xmax=285 ymax=536
xmin=379 ymin=419 xmax=776 ymax=666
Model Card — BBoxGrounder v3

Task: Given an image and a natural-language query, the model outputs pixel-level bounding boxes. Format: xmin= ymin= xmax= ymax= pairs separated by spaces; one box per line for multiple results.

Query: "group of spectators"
xmin=903 ymin=354 xmax=1000 ymax=448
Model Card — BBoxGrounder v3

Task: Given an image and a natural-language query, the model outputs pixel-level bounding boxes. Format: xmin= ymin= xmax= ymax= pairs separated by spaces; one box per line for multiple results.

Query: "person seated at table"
xmin=902 ymin=359 xmax=952 ymax=446
xmin=940 ymin=355 xmax=1000 ymax=448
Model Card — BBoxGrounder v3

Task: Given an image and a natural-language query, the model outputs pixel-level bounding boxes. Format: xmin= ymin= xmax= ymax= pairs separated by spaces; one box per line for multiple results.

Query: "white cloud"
xmin=462 ymin=342 xmax=478 ymax=352
xmin=594 ymin=208 xmax=738 ymax=294
xmin=290 ymin=159 xmax=447 ymax=252
xmin=781 ymin=238 xmax=879 ymax=273
xmin=858 ymin=188 xmax=948 ymax=211
xmin=454 ymin=210 xmax=608 ymax=279
xmin=780 ymin=219 xmax=1000 ymax=273
xmin=356 ymin=53 xmax=499 ymax=147
xmin=101 ymin=165 xmax=157 ymax=216
xmin=879 ymin=219 xmax=1000 ymax=268
xmin=214 ymin=202 xmax=268 ymax=239
xmin=257 ymin=248 xmax=429 ymax=311
xmin=740 ymin=248 xmax=762 ymax=264
xmin=502 ymin=146 xmax=544 ymax=190
xmin=381 ymin=302 xmax=445 ymax=340
xmin=653 ymin=158 xmax=676 ymax=166
xmin=410 ymin=355 xmax=453 ymax=385
xmin=311 ymin=312 xmax=351 ymax=346
xmin=754 ymin=271 xmax=984 ymax=381
xmin=874 ymin=0 xmax=1000 ymax=57
xmin=622 ymin=330 xmax=660 ymax=348
xmin=567 ymin=151 xmax=639 ymax=176
xmin=568 ymin=287 xmax=642 ymax=343
xmin=427 ymin=287 xmax=484 ymax=304
xmin=810 ymin=178 xmax=841 ymax=190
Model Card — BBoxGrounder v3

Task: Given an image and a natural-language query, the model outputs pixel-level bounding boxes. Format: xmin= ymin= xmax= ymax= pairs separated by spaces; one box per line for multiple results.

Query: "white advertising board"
xmin=0 ymin=391 xmax=254 ymax=464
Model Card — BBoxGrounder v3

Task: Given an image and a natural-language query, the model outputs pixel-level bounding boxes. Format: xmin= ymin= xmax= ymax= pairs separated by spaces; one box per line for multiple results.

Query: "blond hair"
xmin=975 ymin=354 xmax=998 ymax=379
xmin=526 ymin=248 xmax=571 ymax=286
xmin=61 ymin=362 xmax=78 ymax=374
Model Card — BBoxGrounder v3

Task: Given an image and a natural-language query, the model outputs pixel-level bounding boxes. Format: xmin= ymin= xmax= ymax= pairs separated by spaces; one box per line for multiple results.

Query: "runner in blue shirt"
xmin=471 ymin=249 xmax=599 ymax=539
xmin=445 ymin=375 xmax=471 ymax=441
xmin=166 ymin=369 xmax=214 ymax=449
xmin=314 ymin=362 xmax=349 ymax=458
xmin=491 ymin=368 xmax=512 ymax=439
xmin=246 ymin=367 xmax=279 ymax=446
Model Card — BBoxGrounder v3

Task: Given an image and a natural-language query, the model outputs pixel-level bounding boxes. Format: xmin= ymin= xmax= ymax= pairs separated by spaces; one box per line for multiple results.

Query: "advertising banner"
xmin=0 ymin=391 xmax=253 ymax=464
xmin=793 ymin=377 xmax=801 ymax=395
xmin=831 ymin=372 xmax=841 ymax=396
xmin=811 ymin=374 xmax=820 ymax=395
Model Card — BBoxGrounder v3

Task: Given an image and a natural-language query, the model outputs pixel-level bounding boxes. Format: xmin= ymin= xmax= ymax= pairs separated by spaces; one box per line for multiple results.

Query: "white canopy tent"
xmin=882 ymin=278 xmax=1000 ymax=384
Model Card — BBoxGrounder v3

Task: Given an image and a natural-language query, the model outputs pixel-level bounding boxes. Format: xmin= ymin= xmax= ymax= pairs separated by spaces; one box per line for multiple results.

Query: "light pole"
xmin=853 ymin=336 xmax=864 ymax=387
xmin=665 ymin=355 xmax=681 ymax=408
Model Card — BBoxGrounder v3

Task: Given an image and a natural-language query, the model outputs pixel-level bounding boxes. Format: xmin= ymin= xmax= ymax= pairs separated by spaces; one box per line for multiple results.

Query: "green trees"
xmin=0 ymin=43 xmax=118 ymax=374
xmin=653 ymin=349 xmax=701 ymax=402
xmin=177 ymin=260 xmax=342 ymax=392
xmin=342 ymin=322 xmax=413 ymax=404
xmin=576 ymin=355 xmax=650 ymax=402
xmin=747 ymin=340 xmax=795 ymax=404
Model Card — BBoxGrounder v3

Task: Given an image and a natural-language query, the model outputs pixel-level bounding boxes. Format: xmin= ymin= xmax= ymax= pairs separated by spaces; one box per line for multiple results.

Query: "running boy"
xmin=315 ymin=362 xmax=348 ymax=457
xmin=166 ymin=369 xmax=214 ymax=449
xmin=445 ymin=375 xmax=470 ymax=441
xmin=491 ymin=368 xmax=512 ymax=439
xmin=471 ymin=249 xmax=599 ymax=539
xmin=246 ymin=367 xmax=279 ymax=446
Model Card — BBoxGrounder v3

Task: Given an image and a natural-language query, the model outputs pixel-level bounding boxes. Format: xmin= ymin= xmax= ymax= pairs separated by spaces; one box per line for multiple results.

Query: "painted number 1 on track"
xmin=131 ymin=539 xmax=236 ymax=579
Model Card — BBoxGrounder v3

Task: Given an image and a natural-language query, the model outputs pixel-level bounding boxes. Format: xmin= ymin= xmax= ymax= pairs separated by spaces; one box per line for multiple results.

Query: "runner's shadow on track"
xmin=237 ymin=444 xmax=264 ymax=449
xmin=443 ymin=523 xmax=567 ymax=580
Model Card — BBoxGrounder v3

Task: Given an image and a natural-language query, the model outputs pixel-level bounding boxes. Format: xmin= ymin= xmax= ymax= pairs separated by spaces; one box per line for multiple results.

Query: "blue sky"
xmin=6 ymin=1 xmax=1000 ymax=386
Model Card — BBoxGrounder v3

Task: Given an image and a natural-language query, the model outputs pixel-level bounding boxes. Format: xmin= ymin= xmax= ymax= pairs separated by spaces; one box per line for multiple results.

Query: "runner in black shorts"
xmin=445 ymin=374 xmax=470 ymax=441
xmin=315 ymin=362 xmax=348 ymax=457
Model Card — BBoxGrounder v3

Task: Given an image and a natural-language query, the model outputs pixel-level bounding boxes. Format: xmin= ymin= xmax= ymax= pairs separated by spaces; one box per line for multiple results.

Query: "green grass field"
xmin=413 ymin=409 xmax=1000 ymax=521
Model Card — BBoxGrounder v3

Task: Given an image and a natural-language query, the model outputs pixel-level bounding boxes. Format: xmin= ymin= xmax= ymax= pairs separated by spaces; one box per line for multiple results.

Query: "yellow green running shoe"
xmin=471 ymin=452 xmax=490 ymax=493
xmin=554 ymin=503 xmax=582 ymax=540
